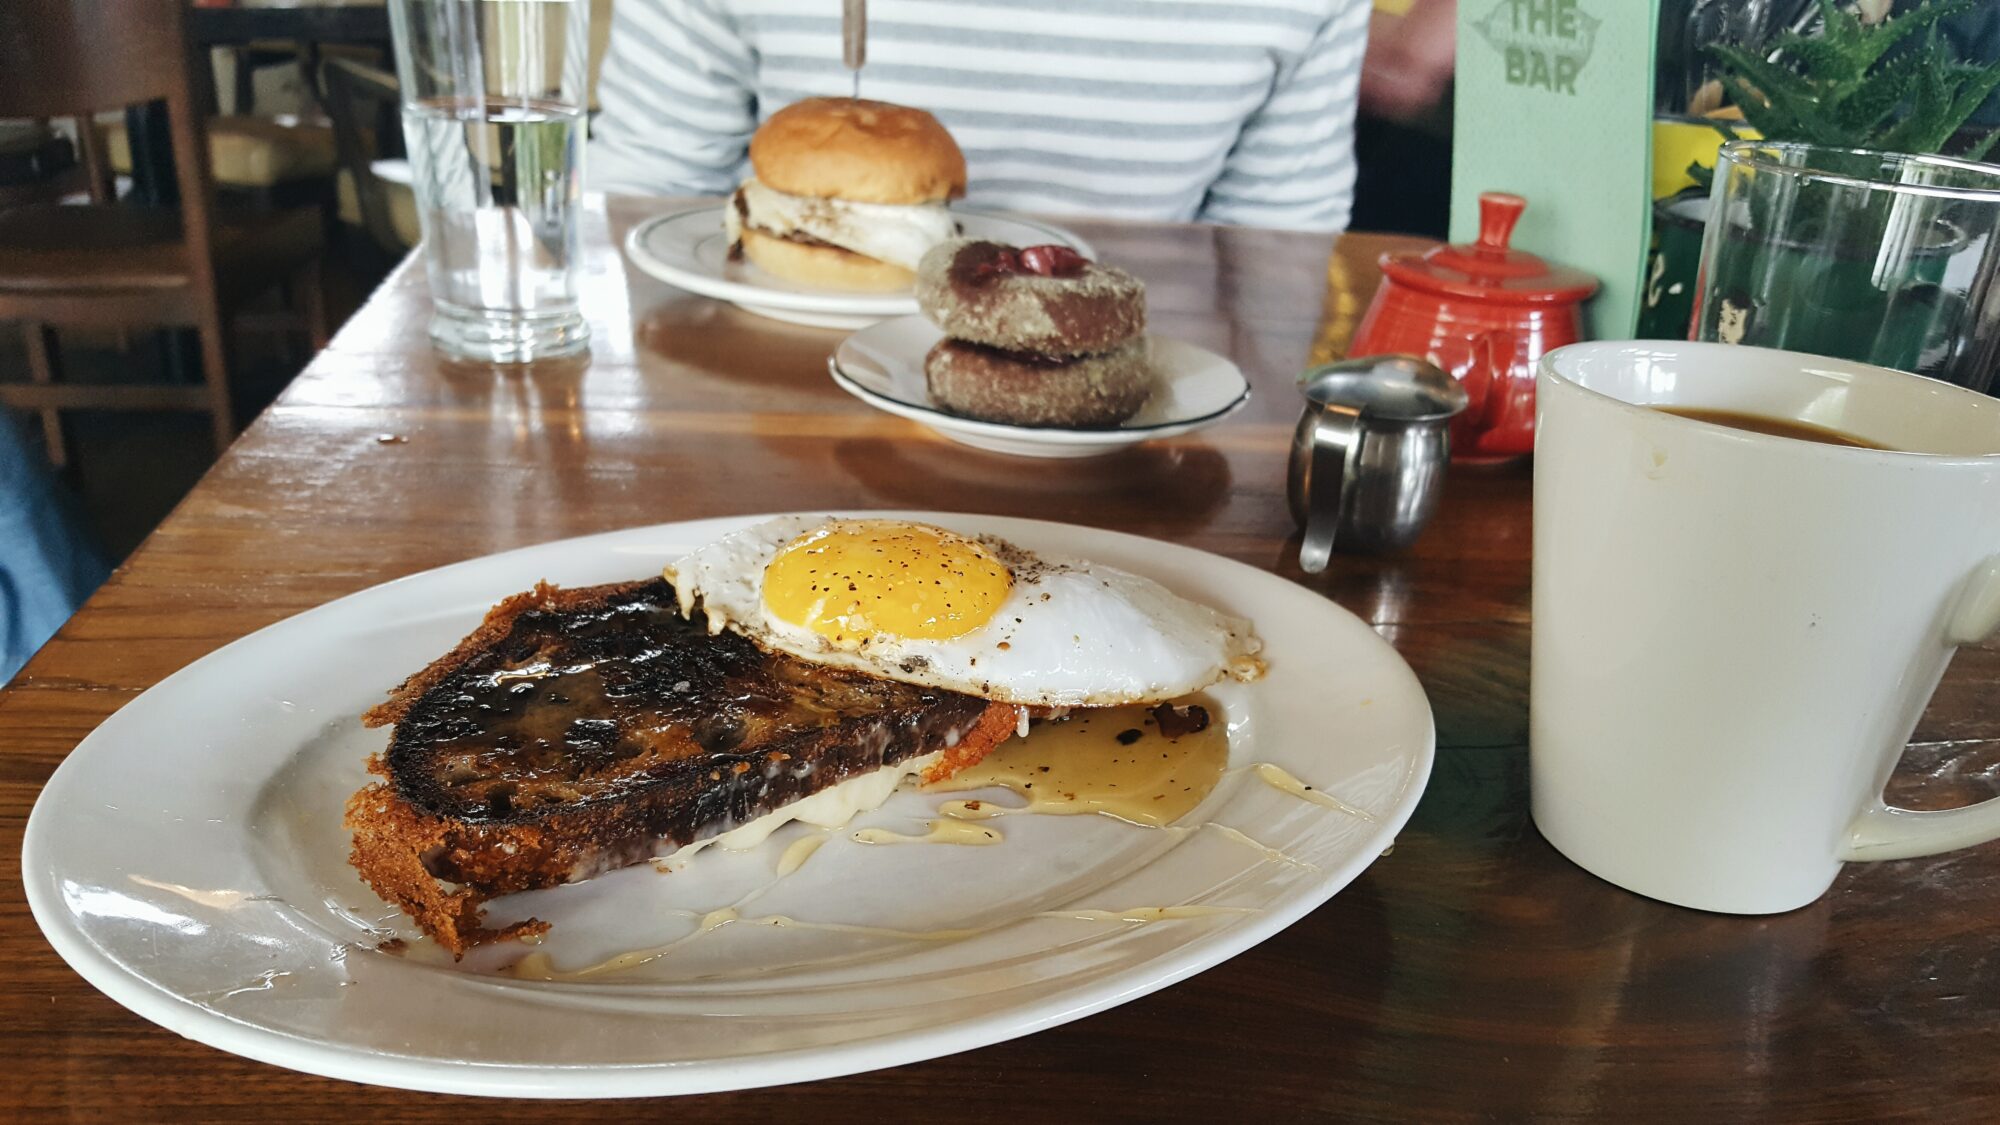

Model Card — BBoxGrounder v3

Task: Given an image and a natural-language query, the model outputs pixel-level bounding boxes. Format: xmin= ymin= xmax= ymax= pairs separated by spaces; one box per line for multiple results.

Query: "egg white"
xmin=664 ymin=515 xmax=1264 ymax=707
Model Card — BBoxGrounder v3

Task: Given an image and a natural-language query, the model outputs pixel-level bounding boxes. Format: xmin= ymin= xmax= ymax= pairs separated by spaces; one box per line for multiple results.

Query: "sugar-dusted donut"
xmin=915 ymin=240 xmax=1146 ymax=357
xmin=923 ymin=336 xmax=1152 ymax=428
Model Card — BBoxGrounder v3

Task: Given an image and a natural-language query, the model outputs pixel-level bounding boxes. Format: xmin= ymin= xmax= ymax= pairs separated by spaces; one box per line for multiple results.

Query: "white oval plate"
xmin=831 ymin=316 xmax=1252 ymax=458
xmin=23 ymin=513 xmax=1432 ymax=1099
xmin=624 ymin=204 xmax=1095 ymax=329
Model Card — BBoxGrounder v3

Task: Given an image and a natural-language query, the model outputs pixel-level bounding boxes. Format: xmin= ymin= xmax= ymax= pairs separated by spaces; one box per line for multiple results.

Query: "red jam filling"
xmin=968 ymin=243 xmax=1088 ymax=280
xmin=1017 ymin=244 xmax=1087 ymax=277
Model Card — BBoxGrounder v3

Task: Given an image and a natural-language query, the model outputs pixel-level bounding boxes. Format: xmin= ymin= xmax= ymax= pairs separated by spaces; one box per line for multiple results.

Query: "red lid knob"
xmin=1476 ymin=192 xmax=1526 ymax=253
xmin=1372 ymin=190 xmax=1596 ymax=306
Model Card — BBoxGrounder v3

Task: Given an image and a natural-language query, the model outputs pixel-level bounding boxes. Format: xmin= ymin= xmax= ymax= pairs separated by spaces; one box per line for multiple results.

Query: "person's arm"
xmin=1360 ymin=0 xmax=1457 ymax=121
xmin=0 ymin=419 xmax=108 ymax=682
xmin=588 ymin=0 xmax=757 ymax=197
xmin=1200 ymin=0 xmax=1372 ymax=231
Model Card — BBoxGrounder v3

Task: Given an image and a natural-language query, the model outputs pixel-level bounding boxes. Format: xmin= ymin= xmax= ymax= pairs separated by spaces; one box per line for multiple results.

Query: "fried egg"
xmin=664 ymin=516 xmax=1263 ymax=707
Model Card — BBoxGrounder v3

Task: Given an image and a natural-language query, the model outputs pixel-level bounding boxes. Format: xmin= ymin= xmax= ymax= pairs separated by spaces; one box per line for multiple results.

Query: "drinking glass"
xmin=387 ymin=0 xmax=590 ymax=362
xmin=1691 ymin=140 xmax=2000 ymax=393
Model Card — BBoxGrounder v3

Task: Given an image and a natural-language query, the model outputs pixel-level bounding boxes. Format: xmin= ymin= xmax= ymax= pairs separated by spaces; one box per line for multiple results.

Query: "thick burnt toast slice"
xmin=345 ymin=578 xmax=1021 ymax=957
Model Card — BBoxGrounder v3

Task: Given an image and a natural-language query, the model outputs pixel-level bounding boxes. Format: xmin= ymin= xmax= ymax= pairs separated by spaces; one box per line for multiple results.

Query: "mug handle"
xmin=1841 ymin=555 xmax=2000 ymax=862
xmin=1298 ymin=403 xmax=1365 ymax=575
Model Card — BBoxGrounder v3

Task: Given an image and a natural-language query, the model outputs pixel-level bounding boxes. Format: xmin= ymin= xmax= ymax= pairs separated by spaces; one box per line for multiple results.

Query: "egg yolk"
xmin=762 ymin=521 xmax=1012 ymax=644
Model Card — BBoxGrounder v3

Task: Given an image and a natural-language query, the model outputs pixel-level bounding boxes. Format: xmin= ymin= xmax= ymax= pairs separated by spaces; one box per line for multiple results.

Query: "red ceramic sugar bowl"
xmin=1346 ymin=192 xmax=1597 ymax=458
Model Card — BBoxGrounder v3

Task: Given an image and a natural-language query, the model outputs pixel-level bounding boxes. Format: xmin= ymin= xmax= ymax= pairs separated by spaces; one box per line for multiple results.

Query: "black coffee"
xmin=1656 ymin=407 xmax=1892 ymax=450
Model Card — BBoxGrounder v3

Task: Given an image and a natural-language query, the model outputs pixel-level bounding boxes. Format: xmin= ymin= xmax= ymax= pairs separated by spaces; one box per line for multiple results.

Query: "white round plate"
xmin=624 ymin=204 xmax=1095 ymax=329
xmin=23 ymin=513 xmax=1432 ymax=1098
xmin=831 ymin=316 xmax=1252 ymax=457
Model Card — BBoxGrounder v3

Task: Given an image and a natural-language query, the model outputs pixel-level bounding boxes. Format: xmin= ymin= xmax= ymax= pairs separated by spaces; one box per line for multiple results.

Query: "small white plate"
xmin=831 ymin=315 xmax=1252 ymax=458
xmin=624 ymin=204 xmax=1095 ymax=329
xmin=24 ymin=513 xmax=1432 ymax=1098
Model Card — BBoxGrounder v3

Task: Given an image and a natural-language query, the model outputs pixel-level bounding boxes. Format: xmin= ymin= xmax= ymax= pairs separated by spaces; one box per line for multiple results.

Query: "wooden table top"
xmin=5 ymin=196 xmax=1998 ymax=1122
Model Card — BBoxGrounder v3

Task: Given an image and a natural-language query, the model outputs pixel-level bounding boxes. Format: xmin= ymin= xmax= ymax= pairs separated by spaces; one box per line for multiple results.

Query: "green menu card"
xmin=1450 ymin=0 xmax=1662 ymax=339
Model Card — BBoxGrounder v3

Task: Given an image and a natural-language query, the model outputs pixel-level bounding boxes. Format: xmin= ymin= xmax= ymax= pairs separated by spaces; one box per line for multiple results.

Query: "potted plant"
xmin=1640 ymin=0 xmax=2000 ymax=347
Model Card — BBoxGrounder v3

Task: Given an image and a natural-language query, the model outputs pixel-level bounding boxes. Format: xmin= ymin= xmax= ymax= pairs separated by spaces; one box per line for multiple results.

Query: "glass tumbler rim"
xmin=1715 ymin=138 xmax=2000 ymax=203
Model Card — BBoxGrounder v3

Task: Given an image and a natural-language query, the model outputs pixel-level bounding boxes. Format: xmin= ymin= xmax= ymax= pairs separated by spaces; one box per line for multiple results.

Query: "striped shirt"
xmin=589 ymin=0 xmax=1371 ymax=231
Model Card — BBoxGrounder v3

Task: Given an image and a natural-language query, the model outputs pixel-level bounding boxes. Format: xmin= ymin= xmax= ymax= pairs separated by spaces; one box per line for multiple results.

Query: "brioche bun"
xmin=750 ymin=97 xmax=966 ymax=205
xmin=740 ymin=227 xmax=916 ymax=292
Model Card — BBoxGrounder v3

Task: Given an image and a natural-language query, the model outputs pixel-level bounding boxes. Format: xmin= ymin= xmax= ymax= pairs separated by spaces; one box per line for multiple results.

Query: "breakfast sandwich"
xmin=724 ymin=97 xmax=966 ymax=291
xmin=346 ymin=517 xmax=1262 ymax=956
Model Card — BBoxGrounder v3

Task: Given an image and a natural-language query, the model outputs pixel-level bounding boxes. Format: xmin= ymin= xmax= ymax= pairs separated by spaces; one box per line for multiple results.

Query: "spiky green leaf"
xmin=1726 ymin=77 xmax=1814 ymax=145
xmin=1770 ymin=32 xmax=1861 ymax=84
xmin=1814 ymin=0 xmax=1862 ymax=52
xmin=1831 ymin=49 xmax=1922 ymax=135
xmin=1964 ymin=129 xmax=2000 ymax=162
xmin=1945 ymin=62 xmax=1991 ymax=88
xmin=1877 ymin=39 xmax=1957 ymax=151
xmin=1846 ymin=0 xmax=1983 ymax=71
xmin=1708 ymin=43 xmax=1840 ymax=144
xmin=1710 ymin=0 xmax=1999 ymax=156
xmin=1938 ymin=61 xmax=2000 ymax=144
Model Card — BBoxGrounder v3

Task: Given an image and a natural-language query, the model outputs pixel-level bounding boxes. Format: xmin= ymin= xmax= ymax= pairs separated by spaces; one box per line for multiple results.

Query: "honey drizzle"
xmin=1196 ymin=823 xmax=1321 ymax=870
xmin=775 ymin=831 xmax=830 ymax=876
xmin=491 ymin=696 xmax=1382 ymax=981
xmin=852 ymin=820 xmax=1003 ymax=847
xmin=1042 ymin=906 xmax=1253 ymax=923
xmin=508 ymin=905 xmax=740 ymax=980
xmin=503 ymin=905 xmax=1250 ymax=981
xmin=924 ymin=697 xmax=1231 ymax=827
xmin=1248 ymin=762 xmax=1374 ymax=820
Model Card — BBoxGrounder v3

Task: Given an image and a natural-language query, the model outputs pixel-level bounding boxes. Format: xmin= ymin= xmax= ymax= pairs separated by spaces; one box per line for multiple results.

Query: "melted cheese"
xmin=1250 ymin=762 xmax=1374 ymax=820
xmin=852 ymin=820 xmax=1003 ymax=847
xmin=488 ymin=697 xmax=1387 ymax=981
xmin=652 ymin=752 xmax=942 ymax=872
xmin=726 ymin=178 xmax=957 ymax=269
xmin=774 ymin=832 xmax=829 ymax=877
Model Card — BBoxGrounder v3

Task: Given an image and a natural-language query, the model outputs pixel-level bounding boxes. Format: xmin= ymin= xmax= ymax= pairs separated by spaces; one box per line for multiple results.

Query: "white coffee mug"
xmin=1532 ymin=341 xmax=2000 ymax=913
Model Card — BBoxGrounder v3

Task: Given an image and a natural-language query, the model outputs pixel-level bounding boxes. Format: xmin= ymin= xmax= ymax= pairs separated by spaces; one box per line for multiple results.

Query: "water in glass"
xmin=391 ymin=0 xmax=590 ymax=361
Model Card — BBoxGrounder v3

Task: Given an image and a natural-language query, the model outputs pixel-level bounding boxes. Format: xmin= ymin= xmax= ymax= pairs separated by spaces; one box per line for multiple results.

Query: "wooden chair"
xmin=322 ymin=56 xmax=418 ymax=263
xmin=0 ymin=0 xmax=328 ymax=466
xmin=0 ymin=120 xmax=83 ymax=210
xmin=101 ymin=113 xmax=339 ymax=200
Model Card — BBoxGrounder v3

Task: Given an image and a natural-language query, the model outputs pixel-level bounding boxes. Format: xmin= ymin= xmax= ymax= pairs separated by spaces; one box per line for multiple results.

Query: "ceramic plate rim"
xmin=622 ymin=204 xmax=1096 ymax=315
xmin=829 ymin=318 xmax=1252 ymax=444
xmin=828 ymin=356 xmax=1252 ymax=443
xmin=23 ymin=512 xmax=1432 ymax=1098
